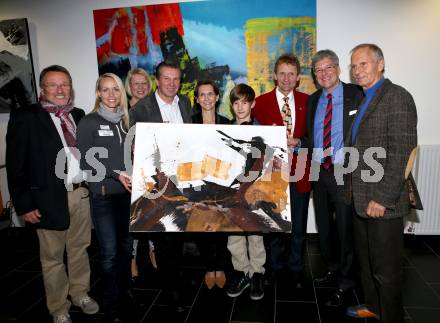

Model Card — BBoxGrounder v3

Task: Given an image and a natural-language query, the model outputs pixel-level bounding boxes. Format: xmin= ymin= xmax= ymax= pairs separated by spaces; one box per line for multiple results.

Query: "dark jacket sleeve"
xmin=6 ymin=111 xmax=36 ymax=216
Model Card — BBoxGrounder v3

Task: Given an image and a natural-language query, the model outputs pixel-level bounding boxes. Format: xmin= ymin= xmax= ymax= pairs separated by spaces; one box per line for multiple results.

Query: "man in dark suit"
xmin=253 ymin=54 xmax=311 ymax=288
xmin=306 ymin=50 xmax=363 ymax=306
xmin=129 ymin=60 xmax=192 ymax=312
xmin=6 ymin=65 xmax=98 ymax=323
xmin=345 ymin=44 xmax=418 ymax=322
xmin=129 ymin=61 xmax=192 ymax=125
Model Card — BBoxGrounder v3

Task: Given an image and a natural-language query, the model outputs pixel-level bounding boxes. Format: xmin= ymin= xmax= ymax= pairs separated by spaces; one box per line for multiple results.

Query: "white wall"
xmin=1 ymin=0 xmax=439 ymax=230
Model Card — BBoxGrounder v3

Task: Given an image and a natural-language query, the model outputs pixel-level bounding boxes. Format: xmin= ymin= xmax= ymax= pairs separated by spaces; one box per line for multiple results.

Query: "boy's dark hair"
xmin=155 ymin=60 xmax=181 ymax=79
xmin=229 ymin=83 xmax=255 ymax=104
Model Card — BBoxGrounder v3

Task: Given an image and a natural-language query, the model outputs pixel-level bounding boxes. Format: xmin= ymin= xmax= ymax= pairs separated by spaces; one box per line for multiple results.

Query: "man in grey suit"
xmin=307 ymin=50 xmax=363 ymax=307
xmin=129 ymin=60 xmax=192 ymax=312
xmin=345 ymin=44 xmax=417 ymax=322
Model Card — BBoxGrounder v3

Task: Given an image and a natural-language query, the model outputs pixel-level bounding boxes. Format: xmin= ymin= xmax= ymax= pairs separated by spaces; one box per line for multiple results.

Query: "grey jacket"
xmin=344 ymin=79 xmax=418 ymax=219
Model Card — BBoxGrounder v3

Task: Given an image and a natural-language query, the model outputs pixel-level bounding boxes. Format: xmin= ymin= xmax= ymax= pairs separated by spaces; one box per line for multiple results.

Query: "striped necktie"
xmin=323 ymin=93 xmax=333 ymax=171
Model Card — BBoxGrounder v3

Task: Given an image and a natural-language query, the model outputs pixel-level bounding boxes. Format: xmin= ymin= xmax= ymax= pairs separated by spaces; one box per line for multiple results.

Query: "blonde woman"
xmin=77 ymin=73 xmax=132 ymax=323
xmin=125 ymin=68 xmax=152 ymax=108
xmin=125 ymin=67 xmax=153 ymax=280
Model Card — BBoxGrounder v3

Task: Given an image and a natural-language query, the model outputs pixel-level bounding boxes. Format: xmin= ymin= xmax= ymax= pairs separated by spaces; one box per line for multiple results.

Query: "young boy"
xmin=226 ymin=84 xmax=266 ymax=300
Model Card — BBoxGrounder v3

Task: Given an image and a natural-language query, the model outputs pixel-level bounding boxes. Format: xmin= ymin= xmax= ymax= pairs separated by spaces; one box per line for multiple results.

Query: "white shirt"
xmin=155 ymin=91 xmax=184 ymax=124
xmin=49 ymin=113 xmax=84 ymax=185
xmin=275 ymin=87 xmax=296 ymax=134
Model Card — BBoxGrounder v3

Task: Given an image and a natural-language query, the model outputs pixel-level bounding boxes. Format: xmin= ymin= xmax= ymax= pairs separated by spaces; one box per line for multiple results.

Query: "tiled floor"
xmin=0 ymin=226 xmax=439 ymax=323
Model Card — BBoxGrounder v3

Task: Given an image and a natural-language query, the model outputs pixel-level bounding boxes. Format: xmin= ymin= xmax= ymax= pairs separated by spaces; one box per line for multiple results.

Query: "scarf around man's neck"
xmin=40 ymin=95 xmax=77 ymax=152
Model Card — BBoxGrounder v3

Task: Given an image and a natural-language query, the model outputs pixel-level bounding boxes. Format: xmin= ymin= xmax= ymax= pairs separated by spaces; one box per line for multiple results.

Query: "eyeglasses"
xmin=314 ymin=65 xmax=337 ymax=75
xmin=198 ymin=92 xmax=216 ymax=99
xmin=44 ymin=83 xmax=70 ymax=90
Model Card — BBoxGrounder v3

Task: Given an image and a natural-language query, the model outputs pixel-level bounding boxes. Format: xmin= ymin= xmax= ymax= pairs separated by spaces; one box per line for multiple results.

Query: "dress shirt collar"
xmin=155 ymin=91 xmax=179 ymax=108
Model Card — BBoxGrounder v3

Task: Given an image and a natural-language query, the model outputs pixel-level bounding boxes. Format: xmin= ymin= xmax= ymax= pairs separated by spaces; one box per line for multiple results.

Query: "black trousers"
xmin=196 ymin=233 xmax=228 ymax=272
xmin=150 ymin=233 xmax=185 ymax=292
xmin=353 ymin=215 xmax=404 ymax=323
xmin=313 ymin=168 xmax=354 ymax=290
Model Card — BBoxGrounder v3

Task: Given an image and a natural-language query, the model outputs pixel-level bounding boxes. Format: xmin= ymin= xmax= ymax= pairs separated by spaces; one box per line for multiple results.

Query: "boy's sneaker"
xmin=249 ymin=273 xmax=264 ymax=300
xmin=227 ymin=271 xmax=250 ymax=297
xmin=53 ymin=313 xmax=72 ymax=323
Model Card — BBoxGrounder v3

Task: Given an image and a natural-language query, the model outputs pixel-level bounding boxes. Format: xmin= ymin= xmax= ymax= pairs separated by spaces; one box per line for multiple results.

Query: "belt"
xmin=72 ymin=181 xmax=88 ymax=190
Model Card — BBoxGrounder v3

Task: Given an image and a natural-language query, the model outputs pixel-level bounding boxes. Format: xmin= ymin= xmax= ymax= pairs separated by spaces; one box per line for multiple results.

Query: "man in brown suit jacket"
xmin=345 ymin=44 xmax=417 ymax=322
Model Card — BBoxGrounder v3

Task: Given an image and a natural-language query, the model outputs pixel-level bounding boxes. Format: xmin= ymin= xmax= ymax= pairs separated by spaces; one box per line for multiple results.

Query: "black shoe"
xmin=170 ymin=290 xmax=186 ymax=313
xmin=292 ymin=271 xmax=305 ymax=289
xmin=226 ymin=272 xmax=250 ymax=298
xmin=249 ymin=273 xmax=264 ymax=300
xmin=324 ymin=288 xmax=345 ymax=307
xmin=103 ymin=311 xmax=123 ymax=323
xmin=314 ymin=271 xmax=337 ymax=286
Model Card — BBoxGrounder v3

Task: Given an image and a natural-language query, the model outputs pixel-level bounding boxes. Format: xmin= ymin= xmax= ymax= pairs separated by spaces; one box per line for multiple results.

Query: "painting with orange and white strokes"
xmin=130 ymin=123 xmax=293 ymax=232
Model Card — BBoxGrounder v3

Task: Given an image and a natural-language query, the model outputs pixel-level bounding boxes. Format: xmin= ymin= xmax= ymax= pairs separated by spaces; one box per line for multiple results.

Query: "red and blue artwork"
xmin=93 ymin=0 xmax=316 ymax=117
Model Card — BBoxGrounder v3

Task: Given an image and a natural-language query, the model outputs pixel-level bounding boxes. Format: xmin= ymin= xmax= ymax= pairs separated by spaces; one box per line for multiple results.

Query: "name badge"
xmin=100 ymin=125 xmax=110 ymax=130
xmin=349 ymin=109 xmax=358 ymax=116
xmin=98 ymin=130 xmax=114 ymax=136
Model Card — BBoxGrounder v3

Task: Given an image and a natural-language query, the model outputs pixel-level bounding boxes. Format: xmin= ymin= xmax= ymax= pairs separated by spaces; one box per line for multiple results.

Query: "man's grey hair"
xmin=312 ymin=49 xmax=339 ymax=70
xmin=351 ymin=43 xmax=384 ymax=62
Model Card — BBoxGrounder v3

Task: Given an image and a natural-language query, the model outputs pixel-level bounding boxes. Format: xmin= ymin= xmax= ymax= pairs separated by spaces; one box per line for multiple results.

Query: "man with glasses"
xmin=6 ymin=65 xmax=98 ymax=323
xmin=306 ymin=50 xmax=363 ymax=307
xmin=345 ymin=44 xmax=417 ymax=322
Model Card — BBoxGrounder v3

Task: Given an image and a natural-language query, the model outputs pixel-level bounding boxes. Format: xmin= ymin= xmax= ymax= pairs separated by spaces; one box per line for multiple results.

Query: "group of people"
xmin=6 ymin=42 xmax=417 ymax=323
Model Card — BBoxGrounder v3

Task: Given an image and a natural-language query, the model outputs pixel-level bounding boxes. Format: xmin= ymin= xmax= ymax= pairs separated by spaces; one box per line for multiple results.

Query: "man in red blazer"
xmin=253 ymin=54 xmax=311 ymax=287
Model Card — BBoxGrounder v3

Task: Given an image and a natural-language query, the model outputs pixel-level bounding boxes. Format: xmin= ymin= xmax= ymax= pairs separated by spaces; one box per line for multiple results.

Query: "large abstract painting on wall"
xmin=93 ymin=0 xmax=316 ymax=118
xmin=0 ymin=18 xmax=37 ymax=113
xmin=130 ymin=123 xmax=292 ymax=232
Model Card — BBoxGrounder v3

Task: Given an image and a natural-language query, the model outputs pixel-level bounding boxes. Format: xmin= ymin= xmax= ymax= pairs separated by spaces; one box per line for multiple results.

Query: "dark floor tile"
xmin=309 ymin=254 xmax=329 ymax=280
xmin=0 ymin=271 xmax=41 ymax=301
xmin=0 ymin=274 xmax=45 ymax=319
xmin=403 ymin=254 xmax=414 ymax=267
xmin=403 ymin=267 xmax=440 ymax=307
xmin=307 ymin=234 xmax=321 ymax=255
xmin=404 ymin=235 xmax=433 ymax=254
xmin=186 ymin=286 xmax=233 ymax=323
xmin=16 ymin=298 xmax=51 ymax=323
xmin=423 ymin=236 xmax=440 ymax=257
xmin=406 ymin=252 xmax=440 ymax=283
xmin=14 ymin=255 xmax=42 ymax=271
xmin=275 ymin=301 xmax=319 ymax=323
xmin=275 ymin=266 xmax=315 ymax=302
xmin=118 ymin=289 xmax=160 ymax=323
xmin=316 ymin=288 xmax=362 ymax=323
xmin=230 ymin=286 xmax=274 ymax=323
xmin=141 ymin=304 xmax=189 ymax=323
xmin=0 ymin=252 xmax=40 ymax=277
xmin=430 ymin=283 xmax=440 ymax=299
xmin=154 ymin=284 xmax=199 ymax=307
xmin=405 ymin=307 xmax=440 ymax=323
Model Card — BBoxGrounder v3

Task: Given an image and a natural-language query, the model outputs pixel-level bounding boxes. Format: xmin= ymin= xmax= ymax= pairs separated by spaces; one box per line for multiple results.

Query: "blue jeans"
xmin=269 ymin=184 xmax=310 ymax=273
xmin=90 ymin=192 xmax=132 ymax=311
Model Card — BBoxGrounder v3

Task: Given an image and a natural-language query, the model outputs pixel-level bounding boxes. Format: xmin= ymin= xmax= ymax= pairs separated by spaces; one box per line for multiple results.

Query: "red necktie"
xmin=323 ymin=93 xmax=333 ymax=171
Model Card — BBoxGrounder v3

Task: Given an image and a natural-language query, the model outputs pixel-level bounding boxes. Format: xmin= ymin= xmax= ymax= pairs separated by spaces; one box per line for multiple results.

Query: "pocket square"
xmin=349 ymin=109 xmax=358 ymax=116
